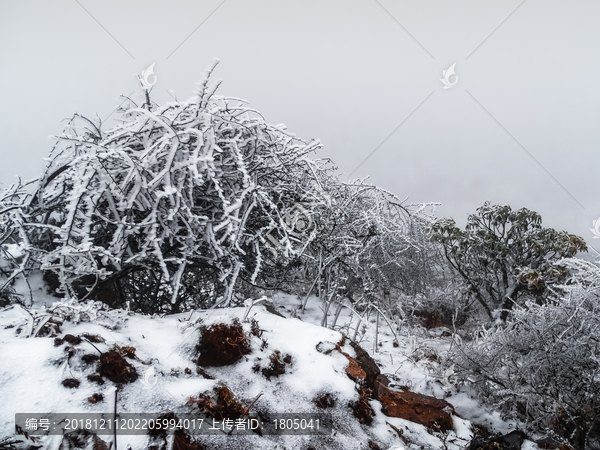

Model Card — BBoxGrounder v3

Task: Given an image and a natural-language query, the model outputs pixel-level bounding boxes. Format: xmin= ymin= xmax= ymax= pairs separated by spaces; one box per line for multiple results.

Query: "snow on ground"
xmin=272 ymin=292 xmax=522 ymax=431
xmin=0 ymin=292 xmax=528 ymax=449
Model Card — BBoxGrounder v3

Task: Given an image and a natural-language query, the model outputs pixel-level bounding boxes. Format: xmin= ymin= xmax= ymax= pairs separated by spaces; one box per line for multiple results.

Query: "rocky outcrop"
xmin=347 ymin=340 xmax=381 ymax=387
xmin=343 ymin=352 xmax=367 ymax=381
xmin=373 ymin=375 xmax=454 ymax=432
xmin=332 ymin=338 xmax=455 ymax=433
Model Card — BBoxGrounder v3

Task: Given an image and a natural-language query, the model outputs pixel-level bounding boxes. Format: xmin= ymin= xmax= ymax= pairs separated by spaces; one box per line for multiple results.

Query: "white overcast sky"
xmin=1 ymin=0 xmax=599 ymax=252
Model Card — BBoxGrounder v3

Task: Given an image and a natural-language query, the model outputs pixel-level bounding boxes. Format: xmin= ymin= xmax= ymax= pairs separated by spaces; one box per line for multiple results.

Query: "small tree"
xmin=431 ymin=202 xmax=587 ymax=320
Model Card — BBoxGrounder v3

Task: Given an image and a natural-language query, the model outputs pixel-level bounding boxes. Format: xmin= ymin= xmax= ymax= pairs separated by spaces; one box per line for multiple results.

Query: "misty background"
xmin=1 ymin=0 xmax=599 ymax=252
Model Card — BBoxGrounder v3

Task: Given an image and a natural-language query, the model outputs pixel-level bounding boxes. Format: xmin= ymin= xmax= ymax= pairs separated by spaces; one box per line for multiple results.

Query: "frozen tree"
xmin=0 ymin=178 xmax=38 ymax=306
xmin=431 ymin=202 xmax=587 ymax=320
xmin=279 ymin=174 xmax=437 ymax=327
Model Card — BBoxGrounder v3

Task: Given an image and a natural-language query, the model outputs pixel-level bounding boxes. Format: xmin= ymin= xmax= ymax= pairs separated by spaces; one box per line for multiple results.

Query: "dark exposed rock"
xmin=467 ymin=430 xmax=528 ymax=450
xmin=61 ymin=378 xmax=80 ymax=389
xmin=373 ymin=375 xmax=454 ymax=432
xmin=334 ymin=339 xmax=455 ymax=432
xmin=348 ymin=340 xmax=380 ymax=388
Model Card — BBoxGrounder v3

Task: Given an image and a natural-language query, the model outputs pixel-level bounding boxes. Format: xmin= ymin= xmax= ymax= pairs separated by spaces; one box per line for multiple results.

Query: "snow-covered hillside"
xmin=0 ymin=292 xmax=545 ymax=450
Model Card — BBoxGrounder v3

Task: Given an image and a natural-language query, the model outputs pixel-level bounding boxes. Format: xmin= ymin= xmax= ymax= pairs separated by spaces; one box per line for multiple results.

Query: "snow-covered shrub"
xmin=292 ymin=176 xmax=436 ymax=321
xmin=448 ymin=258 xmax=600 ymax=448
xmin=0 ymin=179 xmax=37 ymax=306
xmin=0 ymin=61 xmax=332 ymax=312
xmin=411 ymin=281 xmax=481 ymax=330
xmin=0 ymin=60 xmax=435 ymax=314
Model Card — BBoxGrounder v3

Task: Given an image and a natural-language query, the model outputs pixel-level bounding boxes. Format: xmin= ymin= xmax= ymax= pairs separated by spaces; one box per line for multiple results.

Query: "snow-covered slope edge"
xmin=0 ymin=300 xmax=477 ymax=450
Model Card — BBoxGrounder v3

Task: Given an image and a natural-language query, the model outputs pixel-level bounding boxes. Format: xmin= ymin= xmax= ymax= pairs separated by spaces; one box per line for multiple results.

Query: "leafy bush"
xmin=448 ymin=258 xmax=600 ymax=448
xmin=431 ymin=202 xmax=587 ymax=320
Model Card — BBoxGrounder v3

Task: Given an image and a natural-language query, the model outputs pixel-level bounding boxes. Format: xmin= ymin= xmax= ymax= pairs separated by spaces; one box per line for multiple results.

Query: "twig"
xmin=242 ymin=392 xmax=263 ymax=417
xmin=83 ymin=337 xmax=103 ymax=355
xmin=386 ymin=421 xmax=410 ymax=445
xmin=227 ymin=392 xmax=263 ymax=436
xmin=113 ymin=388 xmax=118 ymax=450
xmin=79 ymin=270 xmax=99 ymax=302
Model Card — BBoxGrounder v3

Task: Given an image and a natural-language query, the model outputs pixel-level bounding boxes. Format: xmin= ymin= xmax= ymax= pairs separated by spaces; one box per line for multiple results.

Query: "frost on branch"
xmin=0 ymin=61 xmax=434 ymax=315
xmin=282 ymin=176 xmax=437 ymax=327
xmin=448 ymin=258 xmax=600 ymax=448
xmin=0 ymin=178 xmax=38 ymax=306
xmin=1 ymin=61 xmax=331 ymax=312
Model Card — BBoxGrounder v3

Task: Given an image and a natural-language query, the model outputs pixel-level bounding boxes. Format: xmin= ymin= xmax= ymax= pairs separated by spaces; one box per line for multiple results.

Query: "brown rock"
xmin=339 ymin=351 xmax=367 ymax=381
xmin=372 ymin=373 xmax=390 ymax=398
xmin=374 ymin=375 xmax=454 ymax=432
xmin=332 ymin=338 xmax=370 ymax=382
xmin=334 ymin=339 xmax=381 ymax=386
xmin=333 ymin=339 xmax=454 ymax=432
xmin=349 ymin=340 xmax=380 ymax=387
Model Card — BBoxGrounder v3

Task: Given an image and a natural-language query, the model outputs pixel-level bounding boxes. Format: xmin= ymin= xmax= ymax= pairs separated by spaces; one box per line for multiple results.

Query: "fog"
xmin=1 ymin=0 xmax=599 ymax=252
